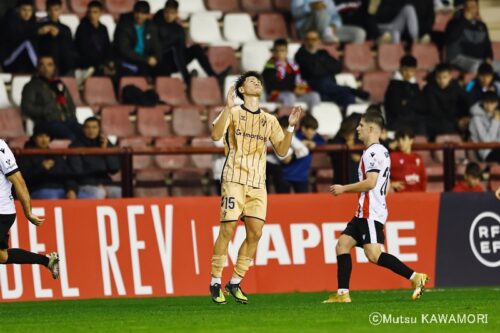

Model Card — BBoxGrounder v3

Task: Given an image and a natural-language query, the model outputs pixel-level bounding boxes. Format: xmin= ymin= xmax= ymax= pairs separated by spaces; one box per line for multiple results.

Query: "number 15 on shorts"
xmin=221 ymin=196 xmax=235 ymax=210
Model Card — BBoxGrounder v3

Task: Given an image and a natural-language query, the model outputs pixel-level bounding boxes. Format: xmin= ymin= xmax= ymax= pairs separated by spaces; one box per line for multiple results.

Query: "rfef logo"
xmin=469 ymin=212 xmax=500 ymax=268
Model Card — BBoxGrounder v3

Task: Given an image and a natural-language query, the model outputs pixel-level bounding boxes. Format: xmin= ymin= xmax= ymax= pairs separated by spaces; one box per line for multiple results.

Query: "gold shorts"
xmin=220 ymin=182 xmax=267 ymax=222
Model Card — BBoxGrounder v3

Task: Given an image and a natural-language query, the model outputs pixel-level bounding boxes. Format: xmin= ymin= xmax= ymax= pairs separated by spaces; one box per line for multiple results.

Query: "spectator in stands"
xmin=20 ymin=125 xmax=78 ymax=199
xmin=465 ymin=63 xmax=500 ymax=104
xmin=384 ymin=55 xmax=425 ymax=133
xmin=0 ymin=0 xmax=38 ymax=73
xmin=75 ymin=1 xmax=114 ymax=78
xmin=291 ymin=0 xmax=366 ymax=44
xmin=68 ymin=117 xmax=121 ymax=199
xmin=469 ymin=91 xmax=500 ymax=162
xmin=262 ymin=39 xmax=321 ymax=111
xmin=335 ymin=0 xmax=380 ymax=41
xmin=390 ymin=127 xmax=427 ymax=192
xmin=281 ymin=114 xmax=325 ymax=193
xmin=422 ymin=63 xmax=470 ymax=140
xmin=114 ymin=1 xmax=161 ymax=77
xmin=329 ymin=112 xmax=362 ymax=184
xmin=153 ymin=0 xmax=229 ymax=85
xmin=295 ymin=30 xmax=364 ymax=108
xmin=368 ymin=0 xmax=420 ymax=44
xmin=37 ymin=0 xmax=78 ymax=76
xmin=21 ymin=55 xmax=80 ymax=140
xmin=452 ymin=162 xmax=484 ymax=192
xmin=445 ymin=0 xmax=500 ymax=73
xmin=408 ymin=0 xmax=434 ymax=43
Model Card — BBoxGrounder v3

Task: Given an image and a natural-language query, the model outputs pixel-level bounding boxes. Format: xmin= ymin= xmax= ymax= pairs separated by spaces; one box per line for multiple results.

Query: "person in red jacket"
xmin=453 ymin=162 xmax=484 ymax=192
xmin=390 ymin=128 xmax=427 ymax=192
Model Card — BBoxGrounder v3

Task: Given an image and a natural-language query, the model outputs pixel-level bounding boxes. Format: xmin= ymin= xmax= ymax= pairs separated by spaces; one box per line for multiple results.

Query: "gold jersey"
xmin=218 ymin=105 xmax=284 ymax=189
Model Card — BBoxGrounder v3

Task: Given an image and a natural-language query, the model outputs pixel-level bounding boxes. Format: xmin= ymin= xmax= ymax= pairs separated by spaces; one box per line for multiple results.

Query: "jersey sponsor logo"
xmin=469 ymin=211 xmax=500 ymax=268
xmin=235 ymin=128 xmax=266 ymax=142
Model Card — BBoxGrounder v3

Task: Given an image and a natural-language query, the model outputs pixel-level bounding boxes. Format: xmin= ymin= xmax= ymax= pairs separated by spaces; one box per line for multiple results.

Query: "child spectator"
xmin=452 ymin=162 xmax=484 ymax=192
xmin=469 ymin=91 xmax=500 ymax=162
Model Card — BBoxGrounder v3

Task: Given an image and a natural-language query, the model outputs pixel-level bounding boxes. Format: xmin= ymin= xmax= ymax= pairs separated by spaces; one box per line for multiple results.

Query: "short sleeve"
xmin=0 ymin=141 xmax=19 ymax=177
xmin=269 ymin=116 xmax=285 ymax=147
xmin=363 ymin=147 xmax=383 ymax=173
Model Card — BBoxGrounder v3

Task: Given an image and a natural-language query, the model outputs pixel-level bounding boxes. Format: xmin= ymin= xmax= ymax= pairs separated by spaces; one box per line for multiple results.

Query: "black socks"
xmin=377 ymin=252 xmax=414 ymax=279
xmin=337 ymin=254 xmax=352 ymax=289
xmin=5 ymin=248 xmax=49 ymax=266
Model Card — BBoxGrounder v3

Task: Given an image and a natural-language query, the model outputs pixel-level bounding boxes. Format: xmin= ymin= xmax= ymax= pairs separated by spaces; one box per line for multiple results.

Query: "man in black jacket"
xmin=0 ymin=0 xmax=38 ymax=73
xmin=445 ymin=0 xmax=500 ymax=72
xmin=75 ymin=1 xmax=113 ymax=76
xmin=37 ymin=0 xmax=78 ymax=75
xmin=21 ymin=55 xmax=80 ymax=140
xmin=68 ymin=117 xmax=121 ymax=199
xmin=295 ymin=30 xmax=359 ymax=108
xmin=384 ymin=55 xmax=425 ymax=132
xmin=114 ymin=1 xmax=161 ymax=77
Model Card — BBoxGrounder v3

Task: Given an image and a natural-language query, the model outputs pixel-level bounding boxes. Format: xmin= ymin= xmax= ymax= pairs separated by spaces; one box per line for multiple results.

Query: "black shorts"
xmin=0 ymin=214 xmax=16 ymax=250
xmin=342 ymin=217 xmax=385 ymax=248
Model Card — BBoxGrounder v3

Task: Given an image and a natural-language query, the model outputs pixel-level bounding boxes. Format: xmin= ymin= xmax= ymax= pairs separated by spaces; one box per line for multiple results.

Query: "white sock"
xmin=230 ymin=276 xmax=242 ymax=285
xmin=409 ymin=272 xmax=416 ymax=280
xmin=337 ymin=288 xmax=349 ymax=295
xmin=210 ymin=277 xmax=221 ymax=286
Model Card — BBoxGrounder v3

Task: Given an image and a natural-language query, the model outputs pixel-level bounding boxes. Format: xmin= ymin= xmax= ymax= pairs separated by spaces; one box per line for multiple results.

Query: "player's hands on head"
xmin=27 ymin=213 xmax=45 ymax=226
xmin=330 ymin=184 xmax=345 ymax=196
xmin=288 ymin=106 xmax=302 ymax=127
xmin=226 ymin=85 xmax=237 ymax=108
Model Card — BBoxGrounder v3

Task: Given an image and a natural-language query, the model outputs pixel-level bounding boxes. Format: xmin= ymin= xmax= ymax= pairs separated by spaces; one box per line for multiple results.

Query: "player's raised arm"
xmin=330 ymin=171 xmax=378 ymax=196
xmin=211 ymin=85 xmax=236 ymax=141
xmin=273 ymin=106 xmax=302 ymax=157
xmin=8 ymin=171 xmax=44 ymax=226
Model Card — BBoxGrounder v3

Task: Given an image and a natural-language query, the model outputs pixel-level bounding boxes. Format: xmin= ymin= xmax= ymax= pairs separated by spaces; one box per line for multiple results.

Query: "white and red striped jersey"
xmin=355 ymin=143 xmax=390 ymax=223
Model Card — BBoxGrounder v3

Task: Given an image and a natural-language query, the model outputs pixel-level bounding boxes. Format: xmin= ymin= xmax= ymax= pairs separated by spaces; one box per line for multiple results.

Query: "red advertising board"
xmin=0 ymin=193 xmax=440 ymax=301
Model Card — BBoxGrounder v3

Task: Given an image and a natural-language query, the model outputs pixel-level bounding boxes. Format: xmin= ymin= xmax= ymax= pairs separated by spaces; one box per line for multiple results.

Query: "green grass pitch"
xmin=0 ymin=288 xmax=498 ymax=333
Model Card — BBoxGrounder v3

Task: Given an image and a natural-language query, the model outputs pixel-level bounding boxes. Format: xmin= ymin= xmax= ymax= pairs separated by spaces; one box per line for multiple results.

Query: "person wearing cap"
xmin=114 ymin=0 xmax=161 ymax=77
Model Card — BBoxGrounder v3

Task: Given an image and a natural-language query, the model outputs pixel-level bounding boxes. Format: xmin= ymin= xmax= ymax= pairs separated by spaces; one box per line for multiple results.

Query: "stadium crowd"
xmin=0 ymin=0 xmax=498 ymax=198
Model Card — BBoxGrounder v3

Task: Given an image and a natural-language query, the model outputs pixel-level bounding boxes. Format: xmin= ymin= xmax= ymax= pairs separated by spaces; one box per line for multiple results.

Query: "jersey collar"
xmin=241 ymin=104 xmax=261 ymax=114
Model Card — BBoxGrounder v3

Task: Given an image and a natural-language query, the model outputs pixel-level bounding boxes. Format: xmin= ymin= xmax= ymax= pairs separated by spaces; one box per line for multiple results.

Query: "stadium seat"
xmin=434 ymin=134 xmax=466 ymax=163
xmin=288 ymin=43 xmax=301 ymax=59
xmin=155 ymin=77 xmax=190 ymax=106
xmin=119 ymin=76 xmax=149 ymax=100
xmin=134 ymin=186 xmax=168 ymax=198
xmin=321 ymin=44 xmax=339 ymax=59
xmin=411 ymin=43 xmax=440 ymax=71
xmin=314 ymin=168 xmax=334 ymax=193
xmin=433 ymin=12 xmax=452 ymax=32
xmin=223 ymin=13 xmax=258 ymax=44
xmin=7 ymin=136 xmax=29 ymax=149
xmin=344 ymin=43 xmax=375 ymax=72
xmin=76 ymin=106 xmax=95 ymax=124
xmin=136 ymin=106 xmax=172 ymax=137
xmin=241 ymin=0 xmax=273 ymax=13
xmin=12 ymin=76 xmax=32 ymax=107
xmin=426 ymin=181 xmax=444 ymax=192
xmin=172 ymin=106 xmax=207 ymax=137
xmin=145 ymin=0 xmax=166 ymax=14
xmin=61 ymin=77 xmax=84 ymax=106
xmin=311 ymin=102 xmax=342 ymax=138
xmin=377 ymin=43 xmax=405 ymax=72
xmin=241 ymin=41 xmax=273 ymax=72
xmin=179 ymin=0 xmax=222 ymax=19
xmin=84 ymin=77 xmax=119 ymax=106
xmin=189 ymin=13 xmax=238 ymax=48
xmin=257 ymin=13 xmax=288 ymax=40
xmin=191 ymin=137 xmax=215 ymax=169
xmin=154 ymin=136 xmax=189 ymax=169
xmin=69 ymin=0 xmax=93 ymax=16
xmin=100 ymin=105 xmax=135 ymax=137
xmin=311 ymin=153 xmax=331 ymax=169
xmin=0 ymin=108 xmax=25 ymax=138
xmin=335 ymin=73 xmax=358 ymax=89
xmin=49 ymin=139 xmax=71 ymax=148
xmin=171 ymin=169 xmax=209 ymax=196
xmin=105 ymin=0 xmax=135 ymax=16
xmin=273 ymin=0 xmax=290 ymax=11
xmin=59 ymin=14 xmax=80 ymax=37
xmin=0 ymin=81 xmax=12 ymax=109
xmin=206 ymin=0 xmax=241 ymax=12
xmin=119 ymin=136 xmax=152 ymax=170
xmin=346 ymin=103 xmax=370 ymax=117
xmin=413 ymin=135 xmax=436 ymax=167
xmin=100 ymin=14 xmax=116 ymax=41
xmin=492 ymin=42 xmax=500 ymax=61
xmin=208 ymin=47 xmax=238 ymax=74
xmin=190 ymin=77 xmax=222 ymax=106
xmin=362 ymin=71 xmax=392 ymax=103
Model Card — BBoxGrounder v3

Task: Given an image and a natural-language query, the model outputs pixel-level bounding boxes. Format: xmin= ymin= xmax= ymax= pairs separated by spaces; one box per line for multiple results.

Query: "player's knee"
xmin=247 ymin=229 xmax=262 ymax=243
xmin=364 ymin=250 xmax=380 ymax=264
xmin=218 ymin=224 xmax=236 ymax=240
xmin=336 ymin=240 xmax=350 ymax=254
xmin=0 ymin=250 xmax=8 ymax=263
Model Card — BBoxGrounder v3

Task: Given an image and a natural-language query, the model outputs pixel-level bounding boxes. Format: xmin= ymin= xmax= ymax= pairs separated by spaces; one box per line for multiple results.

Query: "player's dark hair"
xmin=395 ymin=127 xmax=415 ymax=140
xmin=134 ymin=0 xmax=150 ymax=13
xmin=300 ymin=114 xmax=319 ymax=130
xmin=481 ymin=91 xmax=499 ymax=103
xmin=83 ymin=116 xmax=101 ymax=126
xmin=235 ymin=71 xmax=263 ymax=100
xmin=278 ymin=115 xmax=289 ymax=128
xmin=478 ymin=62 xmax=494 ymax=76
xmin=273 ymin=38 xmax=288 ymax=50
xmin=165 ymin=0 xmax=179 ymax=10
xmin=87 ymin=0 xmax=103 ymax=10
xmin=32 ymin=123 xmax=52 ymax=139
xmin=46 ymin=0 xmax=62 ymax=9
xmin=465 ymin=162 xmax=482 ymax=179
xmin=435 ymin=63 xmax=452 ymax=74
xmin=400 ymin=55 xmax=417 ymax=68
xmin=17 ymin=0 xmax=34 ymax=7
xmin=361 ymin=106 xmax=385 ymax=130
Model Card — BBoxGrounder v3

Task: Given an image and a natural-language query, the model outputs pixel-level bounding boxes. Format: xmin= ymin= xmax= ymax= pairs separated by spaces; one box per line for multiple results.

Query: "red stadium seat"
xmin=134 ymin=187 xmax=168 ymax=198
xmin=119 ymin=136 xmax=152 ymax=170
xmin=208 ymin=47 xmax=238 ymax=74
xmin=241 ymin=0 xmax=273 ymax=13
xmin=377 ymin=44 xmax=405 ymax=72
xmin=414 ymin=135 xmax=436 ymax=167
xmin=426 ymin=181 xmax=444 ymax=192
xmin=434 ymin=134 xmax=466 ymax=163
xmin=344 ymin=43 xmax=375 ymax=72
xmin=155 ymin=77 xmax=190 ymax=106
xmin=191 ymin=137 xmax=215 ymax=169
xmin=171 ymin=169 xmax=209 ymax=196
xmin=0 ymin=108 xmax=25 ymax=138
xmin=190 ymin=77 xmax=223 ymax=106
xmin=69 ymin=0 xmax=93 ymax=16
xmin=7 ymin=137 xmax=29 ymax=149
xmin=49 ymin=139 xmax=72 ymax=148
xmin=105 ymin=0 xmax=135 ymax=16
xmin=492 ymin=42 xmax=500 ymax=61
xmin=61 ymin=77 xmax=84 ymax=106
xmin=257 ymin=13 xmax=288 ymax=40
xmin=154 ymin=136 xmax=189 ymax=170
xmin=273 ymin=0 xmax=290 ymax=11
xmin=411 ymin=43 xmax=440 ymax=71
xmin=362 ymin=71 xmax=392 ymax=103
xmin=321 ymin=44 xmax=340 ymax=59
xmin=119 ymin=76 xmax=149 ymax=101
xmin=137 ymin=106 xmax=172 ymax=137
xmin=206 ymin=0 xmax=241 ymax=12
xmin=172 ymin=106 xmax=207 ymax=137
xmin=84 ymin=77 xmax=119 ymax=106
xmin=100 ymin=105 xmax=135 ymax=137
xmin=311 ymin=153 xmax=331 ymax=169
